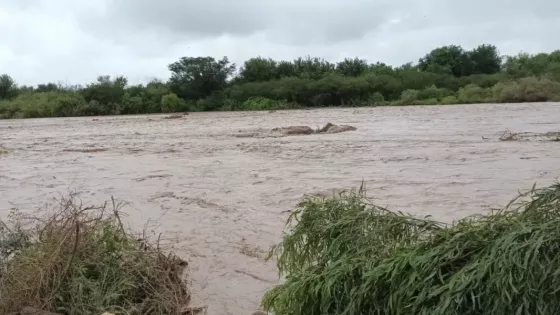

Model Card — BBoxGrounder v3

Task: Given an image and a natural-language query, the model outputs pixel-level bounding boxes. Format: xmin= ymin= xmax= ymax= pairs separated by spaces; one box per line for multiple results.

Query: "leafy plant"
xmin=263 ymin=183 xmax=560 ymax=315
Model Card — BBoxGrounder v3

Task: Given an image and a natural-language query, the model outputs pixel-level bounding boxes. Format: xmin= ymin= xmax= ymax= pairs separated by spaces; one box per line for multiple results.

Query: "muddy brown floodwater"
xmin=1 ymin=103 xmax=560 ymax=314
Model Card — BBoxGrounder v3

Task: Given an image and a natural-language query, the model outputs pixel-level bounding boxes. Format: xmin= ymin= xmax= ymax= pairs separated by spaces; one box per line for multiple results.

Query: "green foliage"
xmin=168 ymin=56 xmax=236 ymax=100
xmin=4 ymin=43 xmax=560 ymax=119
xmin=468 ymin=44 xmax=502 ymax=75
xmin=0 ymin=74 xmax=18 ymax=100
xmin=36 ymin=82 xmax=62 ymax=93
xmin=160 ymin=93 xmax=183 ymax=113
xmin=336 ymin=58 xmax=369 ymax=77
xmin=194 ymin=91 xmax=229 ymax=111
xmin=418 ymin=45 xmax=469 ymax=77
xmin=0 ymin=91 xmax=86 ymax=118
xmin=237 ymin=97 xmax=293 ymax=111
xmin=458 ymin=73 xmax=507 ymax=88
xmin=120 ymin=93 xmax=144 ymax=115
xmin=399 ymin=89 xmax=420 ymax=105
xmin=503 ymin=51 xmax=560 ymax=78
xmin=368 ymin=92 xmax=385 ymax=105
xmin=419 ymin=44 xmax=502 ymax=77
xmin=493 ymin=77 xmax=560 ymax=103
xmin=458 ymin=84 xmax=493 ymax=103
xmin=293 ymin=56 xmax=335 ymax=80
xmin=263 ymin=183 xmax=560 ymax=315
xmin=238 ymin=57 xmax=279 ymax=82
xmin=417 ymin=85 xmax=454 ymax=100
xmin=80 ymin=76 xmax=128 ymax=115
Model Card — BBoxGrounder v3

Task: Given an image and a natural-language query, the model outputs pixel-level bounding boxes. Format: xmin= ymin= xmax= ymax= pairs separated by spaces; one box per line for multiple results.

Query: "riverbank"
xmin=1 ymin=76 xmax=560 ymax=119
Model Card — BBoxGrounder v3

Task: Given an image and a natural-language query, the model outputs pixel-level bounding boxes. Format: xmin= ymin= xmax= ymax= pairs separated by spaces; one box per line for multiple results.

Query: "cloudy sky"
xmin=1 ymin=0 xmax=559 ymax=86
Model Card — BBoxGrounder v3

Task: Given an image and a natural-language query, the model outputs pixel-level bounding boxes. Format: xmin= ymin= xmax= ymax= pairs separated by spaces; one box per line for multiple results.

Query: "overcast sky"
xmin=1 ymin=0 xmax=559 ymax=86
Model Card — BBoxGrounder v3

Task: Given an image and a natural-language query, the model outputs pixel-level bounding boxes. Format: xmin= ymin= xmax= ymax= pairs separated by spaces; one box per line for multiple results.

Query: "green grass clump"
xmin=263 ymin=183 xmax=560 ymax=315
xmin=0 ymin=196 xmax=191 ymax=315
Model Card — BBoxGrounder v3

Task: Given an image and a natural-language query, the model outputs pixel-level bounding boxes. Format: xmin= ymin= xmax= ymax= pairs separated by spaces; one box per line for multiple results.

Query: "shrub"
xmin=441 ymin=95 xmax=460 ymax=104
xmin=263 ymin=183 xmax=560 ymax=315
xmin=0 ymin=196 xmax=192 ymax=315
xmin=398 ymin=89 xmax=419 ymax=105
xmin=0 ymin=92 xmax=86 ymax=118
xmin=161 ymin=93 xmax=183 ymax=113
xmin=458 ymin=84 xmax=493 ymax=103
xmin=368 ymin=92 xmax=385 ymax=105
xmin=195 ymin=91 xmax=228 ymax=111
xmin=230 ymin=96 xmax=295 ymax=111
xmin=417 ymin=85 xmax=453 ymax=100
xmin=241 ymin=96 xmax=279 ymax=110
xmin=493 ymin=77 xmax=560 ymax=103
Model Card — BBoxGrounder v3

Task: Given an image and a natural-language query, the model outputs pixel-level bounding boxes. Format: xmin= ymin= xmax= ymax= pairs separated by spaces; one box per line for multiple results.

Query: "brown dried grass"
xmin=0 ymin=195 xmax=196 ymax=315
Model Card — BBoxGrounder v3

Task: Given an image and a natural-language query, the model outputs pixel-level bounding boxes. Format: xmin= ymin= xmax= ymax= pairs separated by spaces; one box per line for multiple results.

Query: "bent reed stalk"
xmin=263 ymin=182 xmax=560 ymax=315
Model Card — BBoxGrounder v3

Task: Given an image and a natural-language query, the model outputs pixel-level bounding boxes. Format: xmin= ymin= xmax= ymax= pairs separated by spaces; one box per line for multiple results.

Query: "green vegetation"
xmin=2 ymin=44 xmax=560 ymax=118
xmin=0 ymin=196 xmax=191 ymax=315
xmin=263 ymin=183 xmax=560 ymax=315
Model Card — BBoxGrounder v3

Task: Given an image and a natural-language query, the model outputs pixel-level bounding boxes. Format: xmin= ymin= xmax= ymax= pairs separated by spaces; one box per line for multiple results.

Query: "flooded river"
xmin=1 ymin=103 xmax=559 ymax=314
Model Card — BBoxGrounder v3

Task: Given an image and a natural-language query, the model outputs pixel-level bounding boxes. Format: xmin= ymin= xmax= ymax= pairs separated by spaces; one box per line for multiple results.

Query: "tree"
xmin=276 ymin=61 xmax=297 ymax=78
xmin=369 ymin=62 xmax=394 ymax=75
xmin=120 ymin=92 xmax=144 ymax=114
xmin=418 ymin=45 xmax=470 ymax=77
xmin=36 ymin=82 xmax=61 ymax=93
xmin=168 ymin=56 xmax=236 ymax=100
xmin=503 ymin=53 xmax=531 ymax=76
xmin=238 ymin=57 xmax=278 ymax=82
xmin=18 ymin=85 xmax=35 ymax=94
xmin=80 ymin=75 xmax=128 ymax=114
xmin=468 ymin=44 xmax=502 ymax=75
xmin=0 ymin=74 xmax=18 ymax=99
xmin=336 ymin=58 xmax=369 ymax=77
xmin=292 ymin=56 xmax=335 ymax=80
xmin=503 ymin=52 xmax=551 ymax=77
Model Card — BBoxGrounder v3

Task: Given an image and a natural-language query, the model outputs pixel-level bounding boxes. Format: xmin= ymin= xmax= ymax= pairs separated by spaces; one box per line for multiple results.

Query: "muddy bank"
xmin=1 ymin=103 xmax=560 ymax=314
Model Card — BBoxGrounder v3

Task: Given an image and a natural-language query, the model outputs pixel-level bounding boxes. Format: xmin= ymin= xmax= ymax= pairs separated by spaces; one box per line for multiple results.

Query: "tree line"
xmin=2 ymin=44 xmax=560 ymax=118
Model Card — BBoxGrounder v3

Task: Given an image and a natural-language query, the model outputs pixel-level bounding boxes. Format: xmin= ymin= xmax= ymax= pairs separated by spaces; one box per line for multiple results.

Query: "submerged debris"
xmin=236 ymin=123 xmax=357 ymax=138
xmin=62 ymin=148 xmax=107 ymax=153
xmin=316 ymin=122 xmax=357 ymax=134
xmin=498 ymin=129 xmax=520 ymax=141
xmin=271 ymin=126 xmax=314 ymax=136
xmin=498 ymin=129 xmax=560 ymax=142
xmin=163 ymin=113 xmax=184 ymax=119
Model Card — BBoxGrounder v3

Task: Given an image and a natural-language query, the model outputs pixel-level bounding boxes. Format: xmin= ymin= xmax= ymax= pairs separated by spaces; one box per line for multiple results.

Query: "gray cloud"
xmin=77 ymin=0 xmax=407 ymax=46
xmin=1 ymin=0 xmax=560 ymax=85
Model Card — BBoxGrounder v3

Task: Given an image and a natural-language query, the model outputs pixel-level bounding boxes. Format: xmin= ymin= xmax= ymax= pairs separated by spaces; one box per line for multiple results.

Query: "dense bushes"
xmin=2 ymin=44 xmax=560 ymax=118
xmin=493 ymin=77 xmax=560 ymax=103
xmin=0 ymin=92 xmax=86 ymax=119
xmin=262 ymin=183 xmax=560 ymax=315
